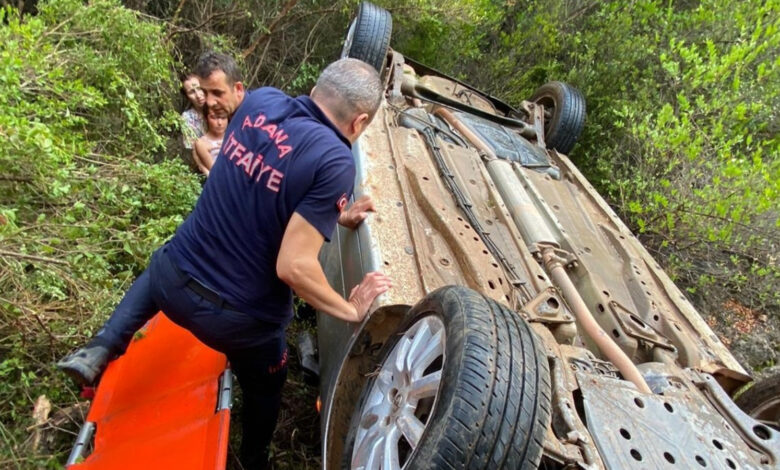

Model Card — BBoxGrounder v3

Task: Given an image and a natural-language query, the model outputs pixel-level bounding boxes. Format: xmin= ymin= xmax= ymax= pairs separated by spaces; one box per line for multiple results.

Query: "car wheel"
xmin=530 ymin=81 xmax=586 ymax=155
xmin=736 ymin=371 xmax=780 ymax=431
xmin=343 ymin=286 xmax=551 ymax=469
xmin=341 ymin=1 xmax=392 ymax=73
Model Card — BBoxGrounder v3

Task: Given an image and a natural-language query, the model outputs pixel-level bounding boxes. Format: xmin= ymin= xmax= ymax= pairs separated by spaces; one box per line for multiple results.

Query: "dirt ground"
xmin=702 ymin=297 xmax=779 ymax=377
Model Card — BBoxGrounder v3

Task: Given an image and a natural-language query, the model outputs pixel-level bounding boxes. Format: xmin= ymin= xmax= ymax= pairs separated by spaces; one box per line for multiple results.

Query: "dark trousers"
xmin=94 ymin=245 xmax=287 ymax=469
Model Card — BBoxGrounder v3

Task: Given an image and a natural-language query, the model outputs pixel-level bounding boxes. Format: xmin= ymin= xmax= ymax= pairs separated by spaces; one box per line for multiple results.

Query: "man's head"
xmin=311 ymin=58 xmax=383 ymax=143
xmin=195 ymin=52 xmax=245 ymax=118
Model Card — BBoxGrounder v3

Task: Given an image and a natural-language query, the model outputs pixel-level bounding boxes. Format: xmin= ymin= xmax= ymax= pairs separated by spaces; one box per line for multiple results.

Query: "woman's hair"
xmin=179 ymin=73 xmax=199 ymax=109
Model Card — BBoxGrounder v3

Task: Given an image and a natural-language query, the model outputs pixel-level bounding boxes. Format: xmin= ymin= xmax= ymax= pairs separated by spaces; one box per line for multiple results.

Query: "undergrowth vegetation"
xmin=0 ymin=1 xmax=200 ymax=466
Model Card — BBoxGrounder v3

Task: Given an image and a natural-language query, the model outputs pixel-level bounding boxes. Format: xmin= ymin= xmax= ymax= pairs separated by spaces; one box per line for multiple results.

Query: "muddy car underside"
xmin=317 ymin=7 xmax=780 ymax=468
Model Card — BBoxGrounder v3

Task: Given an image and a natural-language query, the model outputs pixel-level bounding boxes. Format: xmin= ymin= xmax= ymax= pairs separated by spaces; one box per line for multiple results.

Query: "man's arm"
xmin=277 ymin=212 xmax=391 ymax=322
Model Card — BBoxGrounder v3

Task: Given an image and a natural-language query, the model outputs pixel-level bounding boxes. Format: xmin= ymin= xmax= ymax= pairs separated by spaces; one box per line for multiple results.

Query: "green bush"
xmin=565 ymin=0 xmax=779 ymax=313
xmin=0 ymin=1 xmax=200 ymax=465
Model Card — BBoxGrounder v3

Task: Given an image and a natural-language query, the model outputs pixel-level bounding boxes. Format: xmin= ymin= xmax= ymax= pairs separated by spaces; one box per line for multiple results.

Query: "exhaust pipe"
xmin=434 ymin=106 xmax=652 ymax=394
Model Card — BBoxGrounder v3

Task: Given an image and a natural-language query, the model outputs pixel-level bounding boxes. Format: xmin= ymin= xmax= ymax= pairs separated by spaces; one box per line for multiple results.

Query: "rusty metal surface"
xmin=693 ymin=372 xmax=779 ymax=466
xmin=578 ymin=372 xmax=769 ymax=469
xmin=533 ymin=326 xmax=605 ymax=469
xmin=456 ymin=111 xmax=549 ymax=166
xmin=527 ymin=151 xmax=747 ymax=378
xmin=367 ymin=111 xmax=513 ymax=304
xmin=418 ymin=75 xmax=496 ymax=114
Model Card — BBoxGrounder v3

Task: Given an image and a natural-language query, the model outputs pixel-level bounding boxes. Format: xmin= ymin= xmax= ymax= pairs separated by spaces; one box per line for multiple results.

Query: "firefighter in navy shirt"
xmin=58 ymin=52 xmax=391 ymax=469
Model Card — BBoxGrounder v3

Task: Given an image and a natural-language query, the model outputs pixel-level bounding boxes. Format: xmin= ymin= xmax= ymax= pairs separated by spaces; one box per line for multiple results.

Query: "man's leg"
xmin=91 ymin=269 xmax=159 ymax=355
xmin=144 ymin=246 xmax=290 ymax=469
xmin=165 ymin=301 xmax=289 ymax=469
xmin=58 ymin=252 xmax=162 ymax=385
xmin=228 ymin=340 xmax=288 ymax=470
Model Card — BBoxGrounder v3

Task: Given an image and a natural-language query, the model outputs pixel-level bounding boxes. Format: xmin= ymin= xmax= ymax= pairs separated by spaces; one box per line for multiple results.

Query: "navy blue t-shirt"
xmin=168 ymin=88 xmax=355 ymax=325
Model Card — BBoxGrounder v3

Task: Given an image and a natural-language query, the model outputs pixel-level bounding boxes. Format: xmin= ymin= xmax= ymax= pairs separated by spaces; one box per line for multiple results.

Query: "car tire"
xmin=343 ymin=286 xmax=551 ymax=469
xmin=341 ymin=1 xmax=392 ymax=73
xmin=736 ymin=371 xmax=780 ymax=431
xmin=530 ymin=81 xmax=586 ymax=155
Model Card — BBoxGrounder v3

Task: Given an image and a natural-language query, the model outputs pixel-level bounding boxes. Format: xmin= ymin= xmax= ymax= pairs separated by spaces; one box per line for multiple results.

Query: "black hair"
xmin=179 ymin=73 xmax=198 ymax=96
xmin=194 ymin=51 xmax=242 ymax=84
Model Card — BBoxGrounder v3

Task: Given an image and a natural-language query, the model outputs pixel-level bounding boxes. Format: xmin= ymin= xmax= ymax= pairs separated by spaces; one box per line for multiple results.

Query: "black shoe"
xmin=57 ymin=344 xmax=111 ymax=386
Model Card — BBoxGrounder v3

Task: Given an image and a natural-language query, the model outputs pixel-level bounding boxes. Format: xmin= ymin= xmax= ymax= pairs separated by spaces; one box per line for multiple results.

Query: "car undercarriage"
xmin=316 ymin=3 xmax=780 ymax=469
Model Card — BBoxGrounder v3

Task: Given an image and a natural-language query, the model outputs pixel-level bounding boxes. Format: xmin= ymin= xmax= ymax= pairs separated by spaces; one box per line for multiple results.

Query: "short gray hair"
xmin=312 ymin=58 xmax=383 ymax=124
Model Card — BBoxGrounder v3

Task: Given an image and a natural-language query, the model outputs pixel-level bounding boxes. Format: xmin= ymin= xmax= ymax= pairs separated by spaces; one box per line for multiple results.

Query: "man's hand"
xmin=278 ymin=213 xmax=391 ymax=324
xmin=338 ymin=195 xmax=375 ymax=229
xmin=348 ymin=271 xmax=392 ymax=322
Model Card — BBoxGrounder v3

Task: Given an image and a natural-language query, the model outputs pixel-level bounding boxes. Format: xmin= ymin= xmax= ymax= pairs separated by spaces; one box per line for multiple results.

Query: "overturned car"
xmin=316 ymin=3 xmax=780 ymax=469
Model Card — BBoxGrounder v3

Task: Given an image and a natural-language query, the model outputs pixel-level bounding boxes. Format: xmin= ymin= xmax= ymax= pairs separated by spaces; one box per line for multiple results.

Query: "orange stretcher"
xmin=66 ymin=313 xmax=232 ymax=469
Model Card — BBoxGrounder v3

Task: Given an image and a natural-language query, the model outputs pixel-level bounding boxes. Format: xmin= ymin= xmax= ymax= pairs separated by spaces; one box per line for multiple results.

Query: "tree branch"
xmin=170 ymin=0 xmax=189 ymax=26
xmin=241 ymin=0 xmax=299 ymax=59
xmin=165 ymin=9 xmax=246 ymax=42
xmin=0 ymin=250 xmax=69 ymax=266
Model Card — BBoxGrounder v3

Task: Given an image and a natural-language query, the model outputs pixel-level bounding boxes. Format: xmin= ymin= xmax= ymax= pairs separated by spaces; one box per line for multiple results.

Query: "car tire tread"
xmin=344 ymin=2 xmax=392 ymax=73
xmin=344 ymin=286 xmax=550 ymax=469
xmin=531 ymin=81 xmax=586 ymax=155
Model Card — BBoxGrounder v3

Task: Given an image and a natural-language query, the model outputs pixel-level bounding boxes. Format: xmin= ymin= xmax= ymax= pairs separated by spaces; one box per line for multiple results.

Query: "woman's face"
xmin=207 ymin=111 xmax=228 ymax=135
xmin=183 ymin=77 xmax=205 ymax=109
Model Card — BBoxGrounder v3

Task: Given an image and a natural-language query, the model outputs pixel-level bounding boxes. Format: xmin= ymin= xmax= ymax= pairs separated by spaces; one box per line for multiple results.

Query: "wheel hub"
xmin=351 ymin=316 xmax=446 ymax=469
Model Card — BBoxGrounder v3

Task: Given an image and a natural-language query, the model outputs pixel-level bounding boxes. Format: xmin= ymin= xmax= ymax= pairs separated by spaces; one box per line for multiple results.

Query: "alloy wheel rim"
xmin=341 ymin=19 xmax=357 ymax=59
xmin=351 ymin=316 xmax=446 ymax=470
